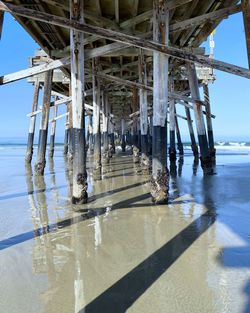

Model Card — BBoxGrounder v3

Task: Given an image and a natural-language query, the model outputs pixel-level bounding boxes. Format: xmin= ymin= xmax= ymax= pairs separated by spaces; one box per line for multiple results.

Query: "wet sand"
xmin=0 ymin=146 xmax=250 ymax=313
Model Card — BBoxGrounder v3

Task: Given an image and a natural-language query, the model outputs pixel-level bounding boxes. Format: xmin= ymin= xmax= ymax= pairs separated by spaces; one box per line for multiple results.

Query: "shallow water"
xmin=0 ymin=146 xmax=250 ymax=313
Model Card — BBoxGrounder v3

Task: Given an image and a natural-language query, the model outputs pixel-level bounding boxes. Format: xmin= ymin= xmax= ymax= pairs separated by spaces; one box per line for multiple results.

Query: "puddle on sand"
xmin=0 ymin=150 xmax=249 ymax=313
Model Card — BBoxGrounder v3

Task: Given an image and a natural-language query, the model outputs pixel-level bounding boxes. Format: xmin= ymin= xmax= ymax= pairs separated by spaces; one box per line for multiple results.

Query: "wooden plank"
xmin=1 ymin=2 xmax=250 ymax=78
xmin=0 ymin=56 xmax=70 ymax=85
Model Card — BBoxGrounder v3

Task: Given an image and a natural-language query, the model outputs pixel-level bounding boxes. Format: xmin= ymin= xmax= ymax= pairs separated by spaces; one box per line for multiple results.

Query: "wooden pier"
xmin=0 ymin=0 xmax=250 ymax=204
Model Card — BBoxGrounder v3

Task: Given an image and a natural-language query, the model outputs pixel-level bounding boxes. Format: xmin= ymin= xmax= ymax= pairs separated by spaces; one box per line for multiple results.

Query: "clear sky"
xmin=0 ymin=11 xmax=250 ymax=142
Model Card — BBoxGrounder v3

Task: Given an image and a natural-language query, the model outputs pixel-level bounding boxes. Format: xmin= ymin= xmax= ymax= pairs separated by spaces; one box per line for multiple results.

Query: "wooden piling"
xmin=109 ymin=117 xmax=115 ymax=156
xmin=185 ymin=105 xmax=199 ymax=157
xmin=169 ymin=80 xmax=177 ymax=161
xmin=70 ymin=0 xmax=88 ymax=204
xmin=88 ymin=114 xmax=94 ymax=154
xmin=121 ymin=118 xmax=126 ymax=152
xmin=151 ymin=0 xmax=169 ymax=204
xmin=102 ymin=91 xmax=109 ymax=163
xmin=35 ymin=70 xmax=53 ymax=175
xmin=63 ymin=105 xmax=69 ymax=155
xmin=203 ymin=84 xmax=216 ymax=159
xmin=132 ymin=87 xmax=140 ymax=163
xmin=25 ymin=80 xmax=40 ymax=163
xmin=49 ymin=97 xmax=58 ymax=158
xmin=175 ymin=109 xmax=184 ymax=156
xmin=138 ymin=49 xmax=150 ymax=173
xmin=93 ymin=59 xmax=102 ymax=179
xmin=67 ymin=97 xmax=73 ymax=159
xmin=187 ymin=62 xmax=211 ymax=167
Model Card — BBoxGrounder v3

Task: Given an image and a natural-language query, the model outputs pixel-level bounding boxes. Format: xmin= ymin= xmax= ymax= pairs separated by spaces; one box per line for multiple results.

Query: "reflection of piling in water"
xmin=178 ymin=157 xmax=184 ymax=177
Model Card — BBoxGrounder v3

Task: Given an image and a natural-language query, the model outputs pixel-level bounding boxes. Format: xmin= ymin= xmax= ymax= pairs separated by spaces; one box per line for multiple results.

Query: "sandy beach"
xmin=0 ymin=145 xmax=249 ymax=313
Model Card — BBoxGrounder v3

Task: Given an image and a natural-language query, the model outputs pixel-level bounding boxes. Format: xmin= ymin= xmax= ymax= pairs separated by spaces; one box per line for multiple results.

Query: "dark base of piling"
xmin=72 ymin=191 xmax=88 ymax=205
xmin=25 ymin=132 xmax=34 ymax=163
xmin=178 ymin=144 xmax=184 ymax=156
xmin=169 ymin=148 xmax=177 ymax=161
xmin=151 ymin=126 xmax=168 ymax=204
xmin=150 ymin=170 xmax=169 ymax=204
xmin=35 ymin=161 xmax=46 ymax=175
xmin=191 ymin=144 xmax=199 ymax=157
xmin=121 ymin=134 xmax=126 ymax=152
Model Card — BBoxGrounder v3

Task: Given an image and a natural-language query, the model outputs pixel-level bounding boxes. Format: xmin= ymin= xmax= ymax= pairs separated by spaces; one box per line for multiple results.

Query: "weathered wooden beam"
xmin=0 ymin=56 xmax=70 ymax=85
xmin=242 ymin=0 xmax=250 ymax=68
xmin=187 ymin=62 xmax=211 ymax=168
xmin=49 ymin=112 xmax=68 ymax=123
xmin=70 ymin=0 xmax=88 ymax=204
xmin=25 ymin=81 xmax=40 ymax=163
xmin=35 ymin=70 xmax=53 ymax=175
xmin=170 ymin=4 xmax=241 ymax=33
xmin=1 ymin=2 xmax=250 ymax=79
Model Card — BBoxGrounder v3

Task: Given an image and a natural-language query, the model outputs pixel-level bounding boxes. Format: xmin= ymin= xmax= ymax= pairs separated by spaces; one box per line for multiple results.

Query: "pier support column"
xmin=175 ymin=110 xmax=184 ymax=156
xmin=109 ymin=118 xmax=115 ymax=157
xmin=35 ymin=70 xmax=53 ymax=175
xmin=132 ymin=87 xmax=140 ymax=163
xmin=187 ymin=62 xmax=211 ymax=168
xmin=102 ymin=91 xmax=109 ymax=163
xmin=49 ymin=97 xmax=58 ymax=158
xmin=25 ymin=80 xmax=40 ymax=163
xmin=203 ymin=84 xmax=216 ymax=160
xmin=169 ymin=80 xmax=176 ymax=161
xmin=93 ymin=60 xmax=102 ymax=180
xmin=68 ymin=100 xmax=73 ymax=160
xmin=63 ymin=105 xmax=69 ymax=156
xmin=185 ymin=105 xmax=199 ymax=157
xmin=242 ymin=0 xmax=250 ymax=68
xmin=121 ymin=118 xmax=126 ymax=152
xmin=88 ymin=114 xmax=94 ymax=154
xmin=151 ymin=0 xmax=169 ymax=204
xmin=139 ymin=49 xmax=150 ymax=173
xmin=70 ymin=0 xmax=88 ymax=204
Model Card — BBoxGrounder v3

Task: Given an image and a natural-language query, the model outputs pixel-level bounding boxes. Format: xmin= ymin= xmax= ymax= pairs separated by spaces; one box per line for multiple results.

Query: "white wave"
xmin=214 ymin=145 xmax=250 ymax=150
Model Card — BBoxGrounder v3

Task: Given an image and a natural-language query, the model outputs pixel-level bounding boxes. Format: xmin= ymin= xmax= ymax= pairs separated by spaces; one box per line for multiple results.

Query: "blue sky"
xmin=0 ymin=12 xmax=250 ymax=142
